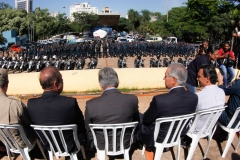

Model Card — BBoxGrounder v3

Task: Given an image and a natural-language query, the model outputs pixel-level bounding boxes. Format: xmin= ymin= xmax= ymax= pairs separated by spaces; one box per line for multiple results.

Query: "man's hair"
xmin=168 ymin=63 xmax=187 ymax=86
xmin=0 ymin=81 xmax=7 ymax=88
xmin=98 ymin=67 xmax=119 ymax=90
xmin=202 ymin=39 xmax=209 ymax=44
xmin=39 ymin=66 xmax=62 ymax=89
xmin=200 ymin=64 xmax=217 ymax=84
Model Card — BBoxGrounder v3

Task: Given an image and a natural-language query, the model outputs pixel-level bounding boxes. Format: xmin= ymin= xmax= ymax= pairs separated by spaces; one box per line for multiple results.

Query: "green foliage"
xmin=72 ymin=12 xmax=99 ymax=33
xmin=127 ymin=9 xmax=141 ymax=32
xmin=118 ymin=17 xmax=129 ymax=32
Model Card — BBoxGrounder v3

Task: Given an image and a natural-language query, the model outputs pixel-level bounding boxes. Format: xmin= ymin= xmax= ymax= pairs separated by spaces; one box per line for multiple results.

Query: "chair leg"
xmin=48 ymin=150 xmax=54 ymax=160
xmin=124 ymin=149 xmax=130 ymax=160
xmin=235 ymin=135 xmax=240 ymax=151
xmin=70 ymin=153 xmax=78 ymax=160
xmin=142 ymin=145 xmax=145 ymax=155
xmin=97 ymin=150 xmax=105 ymax=160
xmin=6 ymin=147 xmax=11 ymax=160
xmin=21 ymin=148 xmax=31 ymax=160
xmin=222 ymin=130 xmax=236 ymax=158
xmin=80 ymin=145 xmax=86 ymax=159
xmin=186 ymin=136 xmax=199 ymax=160
xmin=204 ymin=135 xmax=212 ymax=159
xmin=36 ymin=139 xmax=47 ymax=159
xmin=154 ymin=143 xmax=164 ymax=160
xmin=177 ymin=140 xmax=180 ymax=160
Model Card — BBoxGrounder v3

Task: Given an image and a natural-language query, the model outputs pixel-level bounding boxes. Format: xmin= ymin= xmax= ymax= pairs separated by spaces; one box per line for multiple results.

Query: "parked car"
xmin=10 ymin=44 xmax=23 ymax=53
xmin=117 ymin=37 xmax=128 ymax=43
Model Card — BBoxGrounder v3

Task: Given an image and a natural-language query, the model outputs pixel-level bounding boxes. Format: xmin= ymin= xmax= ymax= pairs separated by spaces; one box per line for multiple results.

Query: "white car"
xmin=117 ymin=37 xmax=128 ymax=43
xmin=127 ymin=37 xmax=135 ymax=42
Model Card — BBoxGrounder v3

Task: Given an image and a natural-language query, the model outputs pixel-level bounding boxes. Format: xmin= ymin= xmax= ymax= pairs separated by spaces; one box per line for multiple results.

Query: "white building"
xmin=15 ymin=0 xmax=32 ymax=13
xmin=70 ymin=2 xmax=98 ymax=21
xmin=102 ymin=7 xmax=112 ymax=13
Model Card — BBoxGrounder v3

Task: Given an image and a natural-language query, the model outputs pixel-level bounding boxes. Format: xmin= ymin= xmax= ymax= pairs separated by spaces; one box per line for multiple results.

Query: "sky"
xmin=4 ymin=0 xmax=187 ymax=17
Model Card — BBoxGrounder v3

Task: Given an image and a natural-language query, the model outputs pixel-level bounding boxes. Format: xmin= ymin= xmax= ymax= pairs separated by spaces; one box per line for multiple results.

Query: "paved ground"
xmin=0 ymin=90 xmax=239 ymax=160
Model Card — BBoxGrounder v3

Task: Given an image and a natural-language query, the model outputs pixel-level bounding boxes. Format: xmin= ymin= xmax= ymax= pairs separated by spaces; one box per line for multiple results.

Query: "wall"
xmin=7 ymin=68 xmax=166 ymax=95
xmin=8 ymin=68 xmax=236 ymax=95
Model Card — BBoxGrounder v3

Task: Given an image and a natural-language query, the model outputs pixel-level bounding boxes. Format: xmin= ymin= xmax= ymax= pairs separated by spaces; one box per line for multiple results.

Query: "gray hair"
xmin=168 ymin=63 xmax=187 ymax=86
xmin=98 ymin=67 xmax=119 ymax=90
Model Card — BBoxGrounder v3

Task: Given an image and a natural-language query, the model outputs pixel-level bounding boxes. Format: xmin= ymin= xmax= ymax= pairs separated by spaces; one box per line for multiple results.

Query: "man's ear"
xmin=99 ymin=83 xmax=104 ymax=91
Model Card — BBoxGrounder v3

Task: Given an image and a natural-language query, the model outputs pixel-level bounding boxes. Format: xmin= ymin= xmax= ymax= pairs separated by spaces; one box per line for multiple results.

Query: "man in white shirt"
xmin=195 ymin=64 xmax=225 ymax=132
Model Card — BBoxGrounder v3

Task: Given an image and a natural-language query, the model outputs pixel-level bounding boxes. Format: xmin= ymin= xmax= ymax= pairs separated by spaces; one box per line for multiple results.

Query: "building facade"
xmin=15 ymin=0 xmax=32 ymax=13
xmin=70 ymin=2 xmax=98 ymax=21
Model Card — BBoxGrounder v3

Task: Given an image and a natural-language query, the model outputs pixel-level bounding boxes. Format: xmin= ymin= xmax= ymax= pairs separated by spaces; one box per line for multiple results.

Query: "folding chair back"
xmin=153 ymin=113 xmax=195 ymax=160
xmin=31 ymin=124 xmax=86 ymax=160
xmin=89 ymin=122 xmax=138 ymax=160
xmin=218 ymin=107 xmax=240 ymax=158
xmin=0 ymin=124 xmax=37 ymax=160
xmin=186 ymin=107 xmax=225 ymax=160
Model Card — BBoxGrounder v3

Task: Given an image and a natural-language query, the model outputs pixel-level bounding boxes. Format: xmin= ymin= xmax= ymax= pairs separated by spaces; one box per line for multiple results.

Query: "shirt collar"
xmin=169 ymin=86 xmax=184 ymax=92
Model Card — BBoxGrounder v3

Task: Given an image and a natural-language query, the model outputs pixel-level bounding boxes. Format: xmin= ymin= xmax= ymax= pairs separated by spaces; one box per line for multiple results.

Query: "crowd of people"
xmin=0 ymin=55 xmax=239 ymax=159
xmin=0 ymin=40 xmax=196 ymax=61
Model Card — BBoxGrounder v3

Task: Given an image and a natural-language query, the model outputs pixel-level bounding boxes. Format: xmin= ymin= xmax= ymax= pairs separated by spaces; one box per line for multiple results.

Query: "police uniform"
xmin=0 ymin=69 xmax=36 ymax=147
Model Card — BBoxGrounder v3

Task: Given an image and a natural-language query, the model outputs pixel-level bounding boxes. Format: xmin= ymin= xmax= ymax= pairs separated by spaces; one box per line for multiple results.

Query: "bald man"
xmin=27 ymin=66 xmax=86 ymax=152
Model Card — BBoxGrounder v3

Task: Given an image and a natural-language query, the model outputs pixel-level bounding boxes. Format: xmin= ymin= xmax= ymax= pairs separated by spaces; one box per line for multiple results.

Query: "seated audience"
xmin=194 ymin=64 xmax=225 ymax=132
xmin=85 ymin=67 xmax=139 ymax=150
xmin=27 ymin=66 xmax=86 ymax=152
xmin=218 ymin=72 xmax=240 ymax=128
xmin=141 ymin=63 xmax=198 ymax=160
xmin=0 ymin=68 xmax=36 ymax=148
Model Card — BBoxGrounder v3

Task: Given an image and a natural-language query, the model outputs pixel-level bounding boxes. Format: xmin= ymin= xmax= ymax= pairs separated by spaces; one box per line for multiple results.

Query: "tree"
xmin=0 ymin=2 xmax=12 ymax=10
xmin=140 ymin=9 xmax=151 ymax=35
xmin=72 ymin=12 xmax=99 ymax=33
xmin=127 ymin=9 xmax=140 ymax=32
xmin=118 ymin=17 xmax=129 ymax=32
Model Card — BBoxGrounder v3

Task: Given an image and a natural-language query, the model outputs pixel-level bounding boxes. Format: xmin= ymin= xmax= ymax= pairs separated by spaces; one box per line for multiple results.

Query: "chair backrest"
xmin=89 ymin=122 xmax=138 ymax=156
xmin=154 ymin=113 xmax=195 ymax=147
xmin=30 ymin=124 xmax=80 ymax=157
xmin=188 ymin=107 xmax=225 ymax=137
xmin=226 ymin=107 xmax=240 ymax=129
xmin=0 ymin=124 xmax=34 ymax=152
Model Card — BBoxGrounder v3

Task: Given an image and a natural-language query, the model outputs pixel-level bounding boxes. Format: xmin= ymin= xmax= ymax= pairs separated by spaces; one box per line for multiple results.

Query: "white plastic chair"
xmin=89 ymin=122 xmax=138 ymax=160
xmin=217 ymin=107 xmax=240 ymax=158
xmin=31 ymin=124 xmax=86 ymax=160
xmin=186 ymin=107 xmax=225 ymax=160
xmin=0 ymin=124 xmax=46 ymax=160
xmin=142 ymin=113 xmax=196 ymax=160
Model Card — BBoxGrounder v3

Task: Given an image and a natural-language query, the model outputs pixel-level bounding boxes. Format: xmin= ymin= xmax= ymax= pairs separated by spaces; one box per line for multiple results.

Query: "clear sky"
xmin=4 ymin=0 xmax=187 ymax=17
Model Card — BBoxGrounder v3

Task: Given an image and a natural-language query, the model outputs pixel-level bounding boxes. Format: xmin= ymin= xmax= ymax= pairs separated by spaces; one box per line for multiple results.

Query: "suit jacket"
xmin=85 ymin=89 xmax=139 ymax=150
xmin=142 ymin=87 xmax=198 ymax=147
xmin=27 ymin=91 xmax=86 ymax=152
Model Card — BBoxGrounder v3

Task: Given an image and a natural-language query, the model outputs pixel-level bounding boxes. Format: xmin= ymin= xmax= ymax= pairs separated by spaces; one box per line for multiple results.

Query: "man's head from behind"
xmin=99 ymin=67 xmax=119 ymax=91
xmin=164 ymin=63 xmax=187 ymax=89
xmin=197 ymin=64 xmax=217 ymax=87
xmin=39 ymin=66 xmax=63 ymax=93
xmin=0 ymin=68 xmax=8 ymax=92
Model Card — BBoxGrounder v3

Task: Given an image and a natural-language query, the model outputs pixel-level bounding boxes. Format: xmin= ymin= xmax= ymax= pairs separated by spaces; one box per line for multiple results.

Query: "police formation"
xmin=0 ymin=40 xmax=196 ymax=73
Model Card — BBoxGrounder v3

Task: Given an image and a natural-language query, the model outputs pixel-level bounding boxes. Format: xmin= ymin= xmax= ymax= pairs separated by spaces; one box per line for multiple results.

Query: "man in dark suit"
xmin=27 ymin=66 xmax=86 ymax=152
xmin=85 ymin=67 xmax=139 ymax=150
xmin=141 ymin=63 xmax=198 ymax=160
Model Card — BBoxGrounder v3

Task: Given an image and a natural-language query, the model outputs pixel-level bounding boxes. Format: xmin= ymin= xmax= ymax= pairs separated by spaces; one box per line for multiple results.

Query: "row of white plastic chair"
xmin=0 ymin=107 xmax=239 ymax=160
xmin=142 ymin=106 xmax=240 ymax=160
